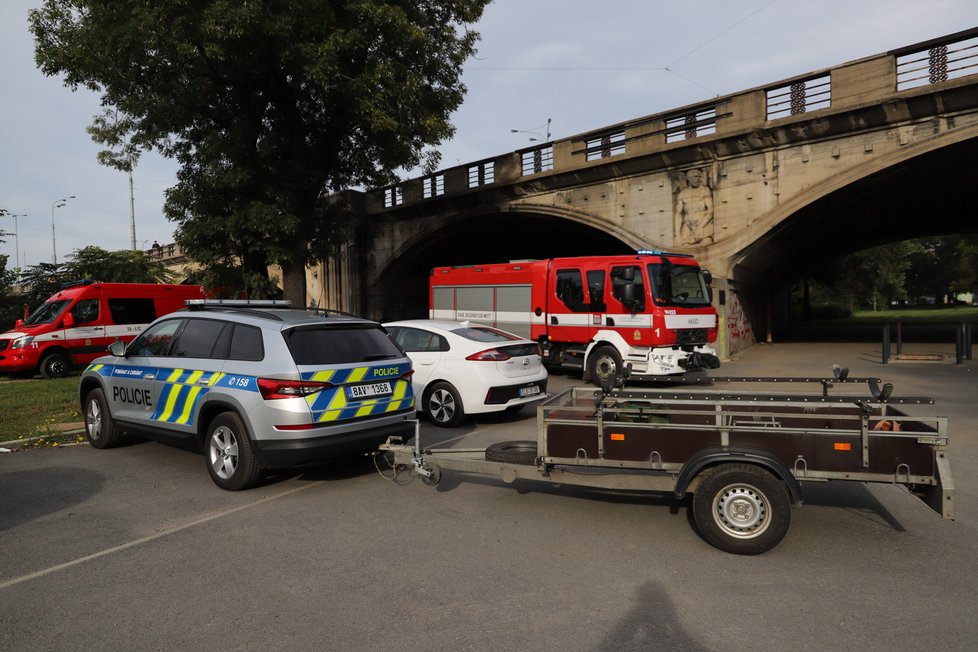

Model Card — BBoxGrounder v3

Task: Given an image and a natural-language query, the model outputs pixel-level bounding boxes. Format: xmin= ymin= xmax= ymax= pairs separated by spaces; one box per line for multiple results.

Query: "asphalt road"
xmin=1 ymin=342 xmax=976 ymax=651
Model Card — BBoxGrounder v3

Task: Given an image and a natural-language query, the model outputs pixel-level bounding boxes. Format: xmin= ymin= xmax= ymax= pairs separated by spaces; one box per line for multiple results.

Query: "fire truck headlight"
xmin=11 ymin=336 xmax=34 ymax=350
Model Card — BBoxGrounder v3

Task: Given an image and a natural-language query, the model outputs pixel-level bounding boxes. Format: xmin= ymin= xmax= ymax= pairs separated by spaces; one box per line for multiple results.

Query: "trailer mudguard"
xmin=674 ymin=446 xmax=804 ymax=505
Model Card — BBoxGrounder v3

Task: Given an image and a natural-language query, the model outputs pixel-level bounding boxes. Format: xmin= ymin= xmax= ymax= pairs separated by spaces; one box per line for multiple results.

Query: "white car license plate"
xmin=519 ymin=385 xmax=541 ymax=398
xmin=347 ymin=381 xmax=393 ymax=399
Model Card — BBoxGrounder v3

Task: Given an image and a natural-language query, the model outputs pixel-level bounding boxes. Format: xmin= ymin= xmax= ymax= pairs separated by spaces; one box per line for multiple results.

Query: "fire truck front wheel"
xmin=424 ymin=382 xmax=465 ymax=427
xmin=587 ymin=346 xmax=622 ymax=387
xmin=41 ymin=351 xmax=71 ymax=379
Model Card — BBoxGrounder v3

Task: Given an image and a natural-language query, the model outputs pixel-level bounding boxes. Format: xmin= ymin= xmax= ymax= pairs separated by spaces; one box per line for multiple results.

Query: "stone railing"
xmin=365 ymin=27 xmax=978 ymax=214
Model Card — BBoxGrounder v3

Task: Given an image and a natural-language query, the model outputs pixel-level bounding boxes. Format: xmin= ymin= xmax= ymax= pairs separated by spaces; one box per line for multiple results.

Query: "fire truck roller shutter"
xmin=494 ymin=285 xmax=532 ymax=339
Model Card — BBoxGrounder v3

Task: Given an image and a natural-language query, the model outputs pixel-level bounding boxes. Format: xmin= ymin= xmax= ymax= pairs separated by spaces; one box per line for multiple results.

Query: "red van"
xmin=0 ymin=281 xmax=205 ymax=378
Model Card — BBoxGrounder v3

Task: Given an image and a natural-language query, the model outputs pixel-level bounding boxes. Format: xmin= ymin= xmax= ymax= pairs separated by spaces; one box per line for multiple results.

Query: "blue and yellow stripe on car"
xmin=301 ymin=363 xmax=414 ymax=423
xmin=152 ymin=369 xmax=230 ymax=426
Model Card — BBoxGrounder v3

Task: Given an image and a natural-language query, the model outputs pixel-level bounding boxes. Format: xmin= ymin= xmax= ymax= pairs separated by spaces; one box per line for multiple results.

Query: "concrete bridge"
xmin=320 ymin=27 xmax=978 ymax=358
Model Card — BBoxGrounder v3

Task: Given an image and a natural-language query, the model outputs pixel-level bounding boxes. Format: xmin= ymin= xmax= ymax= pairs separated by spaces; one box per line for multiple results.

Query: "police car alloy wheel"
xmin=206 ymin=412 xmax=262 ymax=491
xmin=84 ymin=388 xmax=122 ymax=449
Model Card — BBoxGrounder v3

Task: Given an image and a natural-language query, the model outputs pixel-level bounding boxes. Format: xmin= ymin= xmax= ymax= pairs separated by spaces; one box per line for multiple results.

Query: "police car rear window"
xmin=229 ymin=324 xmax=263 ymax=361
xmin=171 ymin=319 xmax=228 ymax=358
xmin=286 ymin=326 xmax=403 ymax=365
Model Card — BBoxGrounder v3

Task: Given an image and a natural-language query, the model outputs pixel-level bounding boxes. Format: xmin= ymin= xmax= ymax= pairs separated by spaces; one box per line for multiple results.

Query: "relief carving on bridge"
xmin=672 ymin=167 xmax=715 ymax=246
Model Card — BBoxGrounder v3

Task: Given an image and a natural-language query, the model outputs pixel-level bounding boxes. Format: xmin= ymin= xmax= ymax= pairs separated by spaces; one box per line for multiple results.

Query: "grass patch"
xmin=0 ymin=376 xmax=83 ymax=443
xmin=807 ymin=305 xmax=978 ymax=325
xmin=850 ymin=305 xmax=978 ymax=323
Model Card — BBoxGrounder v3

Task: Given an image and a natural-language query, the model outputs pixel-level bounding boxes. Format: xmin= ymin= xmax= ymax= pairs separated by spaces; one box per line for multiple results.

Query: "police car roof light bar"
xmin=185 ymin=299 xmax=292 ymax=307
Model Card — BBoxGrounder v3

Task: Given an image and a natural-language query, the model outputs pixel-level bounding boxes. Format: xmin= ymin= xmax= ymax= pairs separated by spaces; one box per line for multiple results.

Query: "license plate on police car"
xmin=348 ymin=382 xmax=392 ymax=399
xmin=519 ymin=385 xmax=541 ymax=398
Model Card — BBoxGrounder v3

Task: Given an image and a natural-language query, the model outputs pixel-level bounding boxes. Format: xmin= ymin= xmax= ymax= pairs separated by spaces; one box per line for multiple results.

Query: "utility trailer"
xmin=379 ymin=370 xmax=954 ymax=554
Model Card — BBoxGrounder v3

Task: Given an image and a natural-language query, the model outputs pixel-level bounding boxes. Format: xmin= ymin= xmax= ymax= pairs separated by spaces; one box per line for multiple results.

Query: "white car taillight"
xmin=465 ymin=348 xmax=511 ymax=361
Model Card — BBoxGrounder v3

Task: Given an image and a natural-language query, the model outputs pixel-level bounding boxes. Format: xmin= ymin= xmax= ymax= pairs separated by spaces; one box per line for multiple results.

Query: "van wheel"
xmin=692 ymin=464 xmax=791 ymax=555
xmin=205 ymin=412 xmax=262 ymax=491
xmin=41 ymin=352 xmax=71 ymax=379
xmin=84 ymin=388 xmax=122 ymax=449
xmin=587 ymin=346 xmax=622 ymax=387
xmin=425 ymin=382 xmax=465 ymax=427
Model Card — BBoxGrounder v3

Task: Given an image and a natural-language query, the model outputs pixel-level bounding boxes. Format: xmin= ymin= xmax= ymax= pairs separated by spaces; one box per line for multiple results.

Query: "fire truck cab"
xmin=430 ymin=252 xmax=720 ymax=385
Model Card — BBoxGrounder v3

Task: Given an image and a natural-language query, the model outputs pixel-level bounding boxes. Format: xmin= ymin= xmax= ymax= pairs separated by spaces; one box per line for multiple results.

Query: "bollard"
xmin=882 ymin=325 xmax=890 ymax=364
xmin=896 ymin=321 xmax=902 ymax=356
xmin=967 ymin=323 xmax=973 ymax=361
xmin=955 ymin=324 xmax=964 ymax=365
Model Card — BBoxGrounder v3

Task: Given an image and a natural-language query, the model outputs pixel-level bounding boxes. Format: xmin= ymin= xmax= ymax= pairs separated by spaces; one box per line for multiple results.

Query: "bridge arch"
xmin=365 ymin=205 xmax=640 ymax=321
xmin=716 ymin=124 xmax=978 ymax=339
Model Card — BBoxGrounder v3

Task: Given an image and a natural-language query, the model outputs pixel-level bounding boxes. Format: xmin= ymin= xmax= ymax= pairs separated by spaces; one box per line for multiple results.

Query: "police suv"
xmin=79 ymin=300 xmax=416 ymax=490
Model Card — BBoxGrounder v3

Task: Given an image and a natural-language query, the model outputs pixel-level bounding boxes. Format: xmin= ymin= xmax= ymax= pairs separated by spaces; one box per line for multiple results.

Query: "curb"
xmin=1 ymin=429 xmax=88 ymax=452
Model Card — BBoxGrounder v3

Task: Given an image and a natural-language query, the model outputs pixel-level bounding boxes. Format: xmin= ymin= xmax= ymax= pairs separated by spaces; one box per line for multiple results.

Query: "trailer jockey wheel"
xmin=692 ymin=463 xmax=791 ymax=555
xmin=421 ymin=462 xmax=442 ymax=486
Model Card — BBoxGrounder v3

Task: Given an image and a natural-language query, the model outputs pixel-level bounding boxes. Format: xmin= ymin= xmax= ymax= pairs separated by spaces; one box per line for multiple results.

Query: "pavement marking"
xmin=0 ymin=481 xmax=321 ymax=591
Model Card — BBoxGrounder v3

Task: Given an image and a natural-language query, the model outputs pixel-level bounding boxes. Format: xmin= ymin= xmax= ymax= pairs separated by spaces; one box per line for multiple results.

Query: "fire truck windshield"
xmin=23 ymin=300 xmax=71 ymax=326
xmin=648 ymin=263 xmax=711 ymax=306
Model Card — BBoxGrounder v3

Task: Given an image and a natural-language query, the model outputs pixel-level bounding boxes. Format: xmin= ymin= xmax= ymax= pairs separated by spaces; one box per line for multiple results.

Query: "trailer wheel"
xmin=692 ymin=463 xmax=790 ymax=555
xmin=84 ymin=388 xmax=122 ymax=449
xmin=485 ymin=440 xmax=537 ymax=465
xmin=587 ymin=346 xmax=622 ymax=388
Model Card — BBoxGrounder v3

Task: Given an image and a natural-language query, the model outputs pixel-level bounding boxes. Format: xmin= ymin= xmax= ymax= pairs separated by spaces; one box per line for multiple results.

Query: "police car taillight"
xmin=257 ymin=378 xmax=332 ymax=400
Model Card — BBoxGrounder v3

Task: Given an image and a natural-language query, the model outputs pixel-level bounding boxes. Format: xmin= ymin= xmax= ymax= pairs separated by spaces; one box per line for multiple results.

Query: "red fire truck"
xmin=0 ymin=280 xmax=205 ymax=378
xmin=429 ymin=252 xmax=720 ymax=384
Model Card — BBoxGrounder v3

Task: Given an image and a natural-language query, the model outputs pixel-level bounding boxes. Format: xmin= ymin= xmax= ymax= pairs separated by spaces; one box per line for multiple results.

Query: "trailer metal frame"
xmin=379 ymin=372 xmax=954 ymax=554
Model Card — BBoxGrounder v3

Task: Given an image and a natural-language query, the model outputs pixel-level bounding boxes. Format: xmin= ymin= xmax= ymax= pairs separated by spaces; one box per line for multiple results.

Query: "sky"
xmin=1 ymin=0 xmax=976 ymax=269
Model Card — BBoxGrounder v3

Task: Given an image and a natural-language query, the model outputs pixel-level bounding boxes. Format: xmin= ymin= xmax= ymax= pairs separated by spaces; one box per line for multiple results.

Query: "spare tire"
xmin=485 ymin=440 xmax=538 ymax=465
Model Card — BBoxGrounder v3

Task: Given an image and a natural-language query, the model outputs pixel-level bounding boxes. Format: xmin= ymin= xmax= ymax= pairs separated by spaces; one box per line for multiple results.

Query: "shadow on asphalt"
xmin=795 ymin=480 xmax=906 ymax=531
xmin=0 ymin=466 xmax=106 ymax=531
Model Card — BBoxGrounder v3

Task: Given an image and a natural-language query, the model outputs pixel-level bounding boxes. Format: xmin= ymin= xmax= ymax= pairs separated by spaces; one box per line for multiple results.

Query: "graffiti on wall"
xmin=726 ymin=289 xmax=754 ymax=344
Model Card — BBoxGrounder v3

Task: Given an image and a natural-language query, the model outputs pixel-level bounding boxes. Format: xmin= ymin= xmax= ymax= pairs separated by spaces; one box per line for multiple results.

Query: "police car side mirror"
xmin=109 ymin=340 xmax=127 ymax=357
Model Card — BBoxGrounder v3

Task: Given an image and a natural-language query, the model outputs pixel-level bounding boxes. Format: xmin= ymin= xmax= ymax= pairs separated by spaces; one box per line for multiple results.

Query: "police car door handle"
xmin=195 ymin=378 xmax=211 ymax=385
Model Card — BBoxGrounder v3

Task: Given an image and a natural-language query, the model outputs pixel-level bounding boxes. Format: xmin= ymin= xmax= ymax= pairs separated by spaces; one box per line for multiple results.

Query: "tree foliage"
xmin=30 ymin=0 xmax=490 ymax=304
xmin=796 ymin=235 xmax=978 ymax=318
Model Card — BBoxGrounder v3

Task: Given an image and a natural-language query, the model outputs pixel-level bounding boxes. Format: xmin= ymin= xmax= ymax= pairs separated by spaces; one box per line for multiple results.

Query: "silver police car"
xmin=79 ymin=300 xmax=416 ymax=490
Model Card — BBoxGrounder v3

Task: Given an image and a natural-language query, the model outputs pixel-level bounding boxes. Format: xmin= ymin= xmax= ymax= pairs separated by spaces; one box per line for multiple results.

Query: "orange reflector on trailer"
xmin=610 ymin=433 xmax=625 ymax=441
xmin=834 ymin=442 xmax=852 ymax=451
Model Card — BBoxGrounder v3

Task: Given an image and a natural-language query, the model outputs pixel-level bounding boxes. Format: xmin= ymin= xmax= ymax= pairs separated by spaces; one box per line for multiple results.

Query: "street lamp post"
xmin=50 ymin=195 xmax=76 ymax=265
xmin=510 ymin=118 xmax=552 ymax=143
xmin=6 ymin=214 xmax=27 ymax=269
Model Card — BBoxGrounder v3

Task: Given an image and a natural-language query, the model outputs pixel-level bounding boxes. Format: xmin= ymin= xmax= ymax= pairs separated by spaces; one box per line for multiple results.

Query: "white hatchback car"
xmin=384 ymin=320 xmax=548 ymax=427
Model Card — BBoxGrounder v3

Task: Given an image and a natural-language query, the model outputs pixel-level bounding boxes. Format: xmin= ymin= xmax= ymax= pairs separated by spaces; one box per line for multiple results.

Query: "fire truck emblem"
xmin=634 ymin=329 xmax=642 ymax=340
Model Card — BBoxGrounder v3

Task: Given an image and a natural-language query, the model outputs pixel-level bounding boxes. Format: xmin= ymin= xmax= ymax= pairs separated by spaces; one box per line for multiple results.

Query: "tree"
xmin=950 ymin=234 xmax=978 ymax=301
xmin=67 ymin=246 xmax=174 ymax=284
xmin=30 ymin=0 xmax=490 ymax=305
